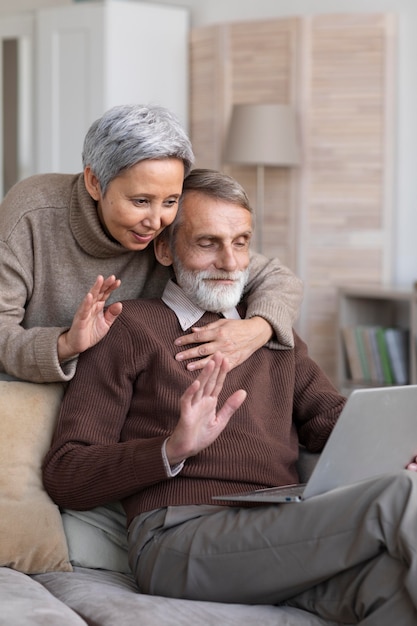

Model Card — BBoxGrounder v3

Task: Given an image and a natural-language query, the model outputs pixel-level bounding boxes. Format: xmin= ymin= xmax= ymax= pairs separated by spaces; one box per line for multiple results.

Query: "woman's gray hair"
xmin=82 ymin=103 xmax=194 ymax=194
xmin=165 ymin=168 xmax=253 ymax=247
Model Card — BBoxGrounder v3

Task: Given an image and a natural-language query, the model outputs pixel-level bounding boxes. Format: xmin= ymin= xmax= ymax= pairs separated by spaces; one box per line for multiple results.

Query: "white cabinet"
xmin=36 ymin=1 xmax=189 ymax=174
xmin=0 ymin=1 xmax=189 ymax=193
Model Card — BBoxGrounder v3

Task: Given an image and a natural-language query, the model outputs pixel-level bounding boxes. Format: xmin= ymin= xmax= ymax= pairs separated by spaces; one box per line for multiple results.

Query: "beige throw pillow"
xmin=0 ymin=381 xmax=72 ymax=573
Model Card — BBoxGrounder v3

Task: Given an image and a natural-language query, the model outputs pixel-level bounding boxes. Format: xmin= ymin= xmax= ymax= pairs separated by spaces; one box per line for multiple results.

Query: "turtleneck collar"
xmin=69 ymin=174 xmax=133 ymax=259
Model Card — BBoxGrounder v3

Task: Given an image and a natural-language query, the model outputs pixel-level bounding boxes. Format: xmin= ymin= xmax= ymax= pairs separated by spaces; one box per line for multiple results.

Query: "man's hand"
xmin=174 ymin=317 xmax=272 ymax=371
xmin=165 ymin=353 xmax=247 ymax=465
xmin=58 ymin=275 xmax=122 ymax=362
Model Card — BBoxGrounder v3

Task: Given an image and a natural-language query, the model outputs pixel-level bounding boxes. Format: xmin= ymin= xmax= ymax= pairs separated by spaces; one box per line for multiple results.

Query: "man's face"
xmin=171 ymin=190 xmax=252 ymax=311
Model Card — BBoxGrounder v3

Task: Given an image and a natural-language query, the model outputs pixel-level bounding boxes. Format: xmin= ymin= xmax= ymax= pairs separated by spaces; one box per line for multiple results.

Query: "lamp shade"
xmin=224 ymin=103 xmax=300 ymax=166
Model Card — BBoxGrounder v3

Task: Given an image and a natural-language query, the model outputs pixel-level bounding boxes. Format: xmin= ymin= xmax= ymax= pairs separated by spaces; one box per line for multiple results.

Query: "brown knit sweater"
xmin=43 ymin=299 xmax=346 ymax=526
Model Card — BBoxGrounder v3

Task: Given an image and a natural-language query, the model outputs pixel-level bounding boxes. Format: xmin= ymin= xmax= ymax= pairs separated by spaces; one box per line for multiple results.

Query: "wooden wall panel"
xmin=227 ymin=19 xmax=300 ymax=270
xmin=189 ymin=26 xmax=225 ymax=169
xmin=189 ymin=14 xmax=396 ymax=384
xmin=190 ymin=18 xmax=301 ymax=270
xmin=301 ymin=14 xmax=395 ymax=377
xmin=228 ymin=19 xmax=298 ymax=103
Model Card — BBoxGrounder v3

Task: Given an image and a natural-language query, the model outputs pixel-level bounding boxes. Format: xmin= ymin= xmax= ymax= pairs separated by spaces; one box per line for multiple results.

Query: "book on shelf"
xmin=341 ymin=326 xmax=363 ymax=381
xmin=384 ymin=327 xmax=409 ymax=385
xmin=365 ymin=326 xmax=385 ymax=384
xmin=341 ymin=325 xmax=409 ymax=386
xmin=359 ymin=326 xmax=385 ymax=384
xmin=375 ymin=327 xmax=394 ymax=385
xmin=354 ymin=326 xmax=371 ymax=381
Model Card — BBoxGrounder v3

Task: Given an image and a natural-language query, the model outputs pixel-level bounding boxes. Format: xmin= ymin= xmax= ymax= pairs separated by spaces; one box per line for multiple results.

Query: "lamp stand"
xmin=256 ymin=164 xmax=265 ymax=253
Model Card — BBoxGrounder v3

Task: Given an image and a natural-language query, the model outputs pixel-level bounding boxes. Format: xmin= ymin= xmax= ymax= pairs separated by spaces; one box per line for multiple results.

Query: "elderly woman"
xmin=0 ymin=103 xmax=302 ymax=383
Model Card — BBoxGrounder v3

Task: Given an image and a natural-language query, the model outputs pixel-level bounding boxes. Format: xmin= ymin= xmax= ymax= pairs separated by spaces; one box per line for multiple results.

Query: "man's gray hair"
xmin=82 ymin=103 xmax=194 ymax=194
xmin=166 ymin=168 xmax=253 ymax=247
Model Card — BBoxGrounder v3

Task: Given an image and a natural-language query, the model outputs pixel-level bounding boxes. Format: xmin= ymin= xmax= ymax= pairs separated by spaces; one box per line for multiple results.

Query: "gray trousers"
xmin=128 ymin=471 xmax=417 ymax=624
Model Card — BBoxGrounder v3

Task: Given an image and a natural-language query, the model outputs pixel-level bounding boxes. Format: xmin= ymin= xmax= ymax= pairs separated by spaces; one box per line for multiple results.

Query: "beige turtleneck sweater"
xmin=0 ymin=173 xmax=302 ymax=382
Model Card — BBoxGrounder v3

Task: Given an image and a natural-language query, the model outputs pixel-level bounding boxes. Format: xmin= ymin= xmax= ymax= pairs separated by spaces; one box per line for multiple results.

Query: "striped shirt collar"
xmin=161 ymin=279 xmax=241 ymax=331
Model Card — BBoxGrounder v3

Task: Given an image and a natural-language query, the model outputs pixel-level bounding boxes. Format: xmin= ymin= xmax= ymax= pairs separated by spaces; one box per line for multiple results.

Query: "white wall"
xmin=1 ymin=0 xmax=416 ymax=285
xmin=0 ymin=0 xmax=69 ymax=15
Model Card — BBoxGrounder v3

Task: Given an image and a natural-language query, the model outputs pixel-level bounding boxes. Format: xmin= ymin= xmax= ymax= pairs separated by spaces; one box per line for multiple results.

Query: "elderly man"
xmin=44 ymin=169 xmax=417 ymax=625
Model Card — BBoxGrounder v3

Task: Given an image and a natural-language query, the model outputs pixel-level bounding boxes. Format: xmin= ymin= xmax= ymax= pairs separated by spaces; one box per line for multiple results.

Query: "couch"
xmin=0 ymin=379 xmax=342 ymax=626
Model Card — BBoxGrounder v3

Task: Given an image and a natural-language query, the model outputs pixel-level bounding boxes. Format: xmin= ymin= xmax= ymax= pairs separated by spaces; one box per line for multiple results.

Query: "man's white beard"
xmin=174 ymin=258 xmax=249 ymax=313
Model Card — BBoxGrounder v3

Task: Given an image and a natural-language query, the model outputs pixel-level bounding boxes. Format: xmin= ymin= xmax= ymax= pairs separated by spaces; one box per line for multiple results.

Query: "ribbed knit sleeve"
xmin=244 ymin=250 xmax=303 ymax=349
xmin=292 ymin=332 xmax=346 ymax=451
xmin=42 ymin=312 xmax=170 ymax=511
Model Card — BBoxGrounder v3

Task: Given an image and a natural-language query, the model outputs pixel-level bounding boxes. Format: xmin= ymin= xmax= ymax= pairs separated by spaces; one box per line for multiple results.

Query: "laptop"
xmin=213 ymin=384 xmax=417 ymax=504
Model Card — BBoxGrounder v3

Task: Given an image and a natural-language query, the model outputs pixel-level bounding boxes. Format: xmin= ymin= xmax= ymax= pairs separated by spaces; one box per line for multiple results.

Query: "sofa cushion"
xmin=0 ymin=381 xmax=72 ymax=573
xmin=34 ymin=567 xmax=339 ymax=626
xmin=0 ymin=567 xmax=86 ymax=625
xmin=61 ymin=502 xmax=130 ymax=573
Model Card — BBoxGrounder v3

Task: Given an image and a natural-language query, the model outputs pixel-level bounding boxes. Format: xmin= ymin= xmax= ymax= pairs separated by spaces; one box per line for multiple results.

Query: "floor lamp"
xmin=224 ymin=103 xmax=300 ymax=253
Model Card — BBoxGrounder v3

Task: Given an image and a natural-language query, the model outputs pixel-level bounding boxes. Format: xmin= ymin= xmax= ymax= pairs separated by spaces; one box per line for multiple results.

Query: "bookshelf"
xmin=337 ymin=285 xmax=417 ymax=393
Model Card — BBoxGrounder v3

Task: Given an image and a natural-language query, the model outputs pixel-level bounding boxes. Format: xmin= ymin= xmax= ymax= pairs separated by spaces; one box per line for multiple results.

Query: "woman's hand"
xmin=165 ymin=353 xmax=247 ymax=465
xmin=58 ymin=275 xmax=122 ymax=362
xmin=174 ymin=316 xmax=273 ymax=371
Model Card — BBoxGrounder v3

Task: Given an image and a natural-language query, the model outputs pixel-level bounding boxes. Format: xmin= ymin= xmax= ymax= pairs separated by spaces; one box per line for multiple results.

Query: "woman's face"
xmin=85 ymin=158 xmax=185 ymax=251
